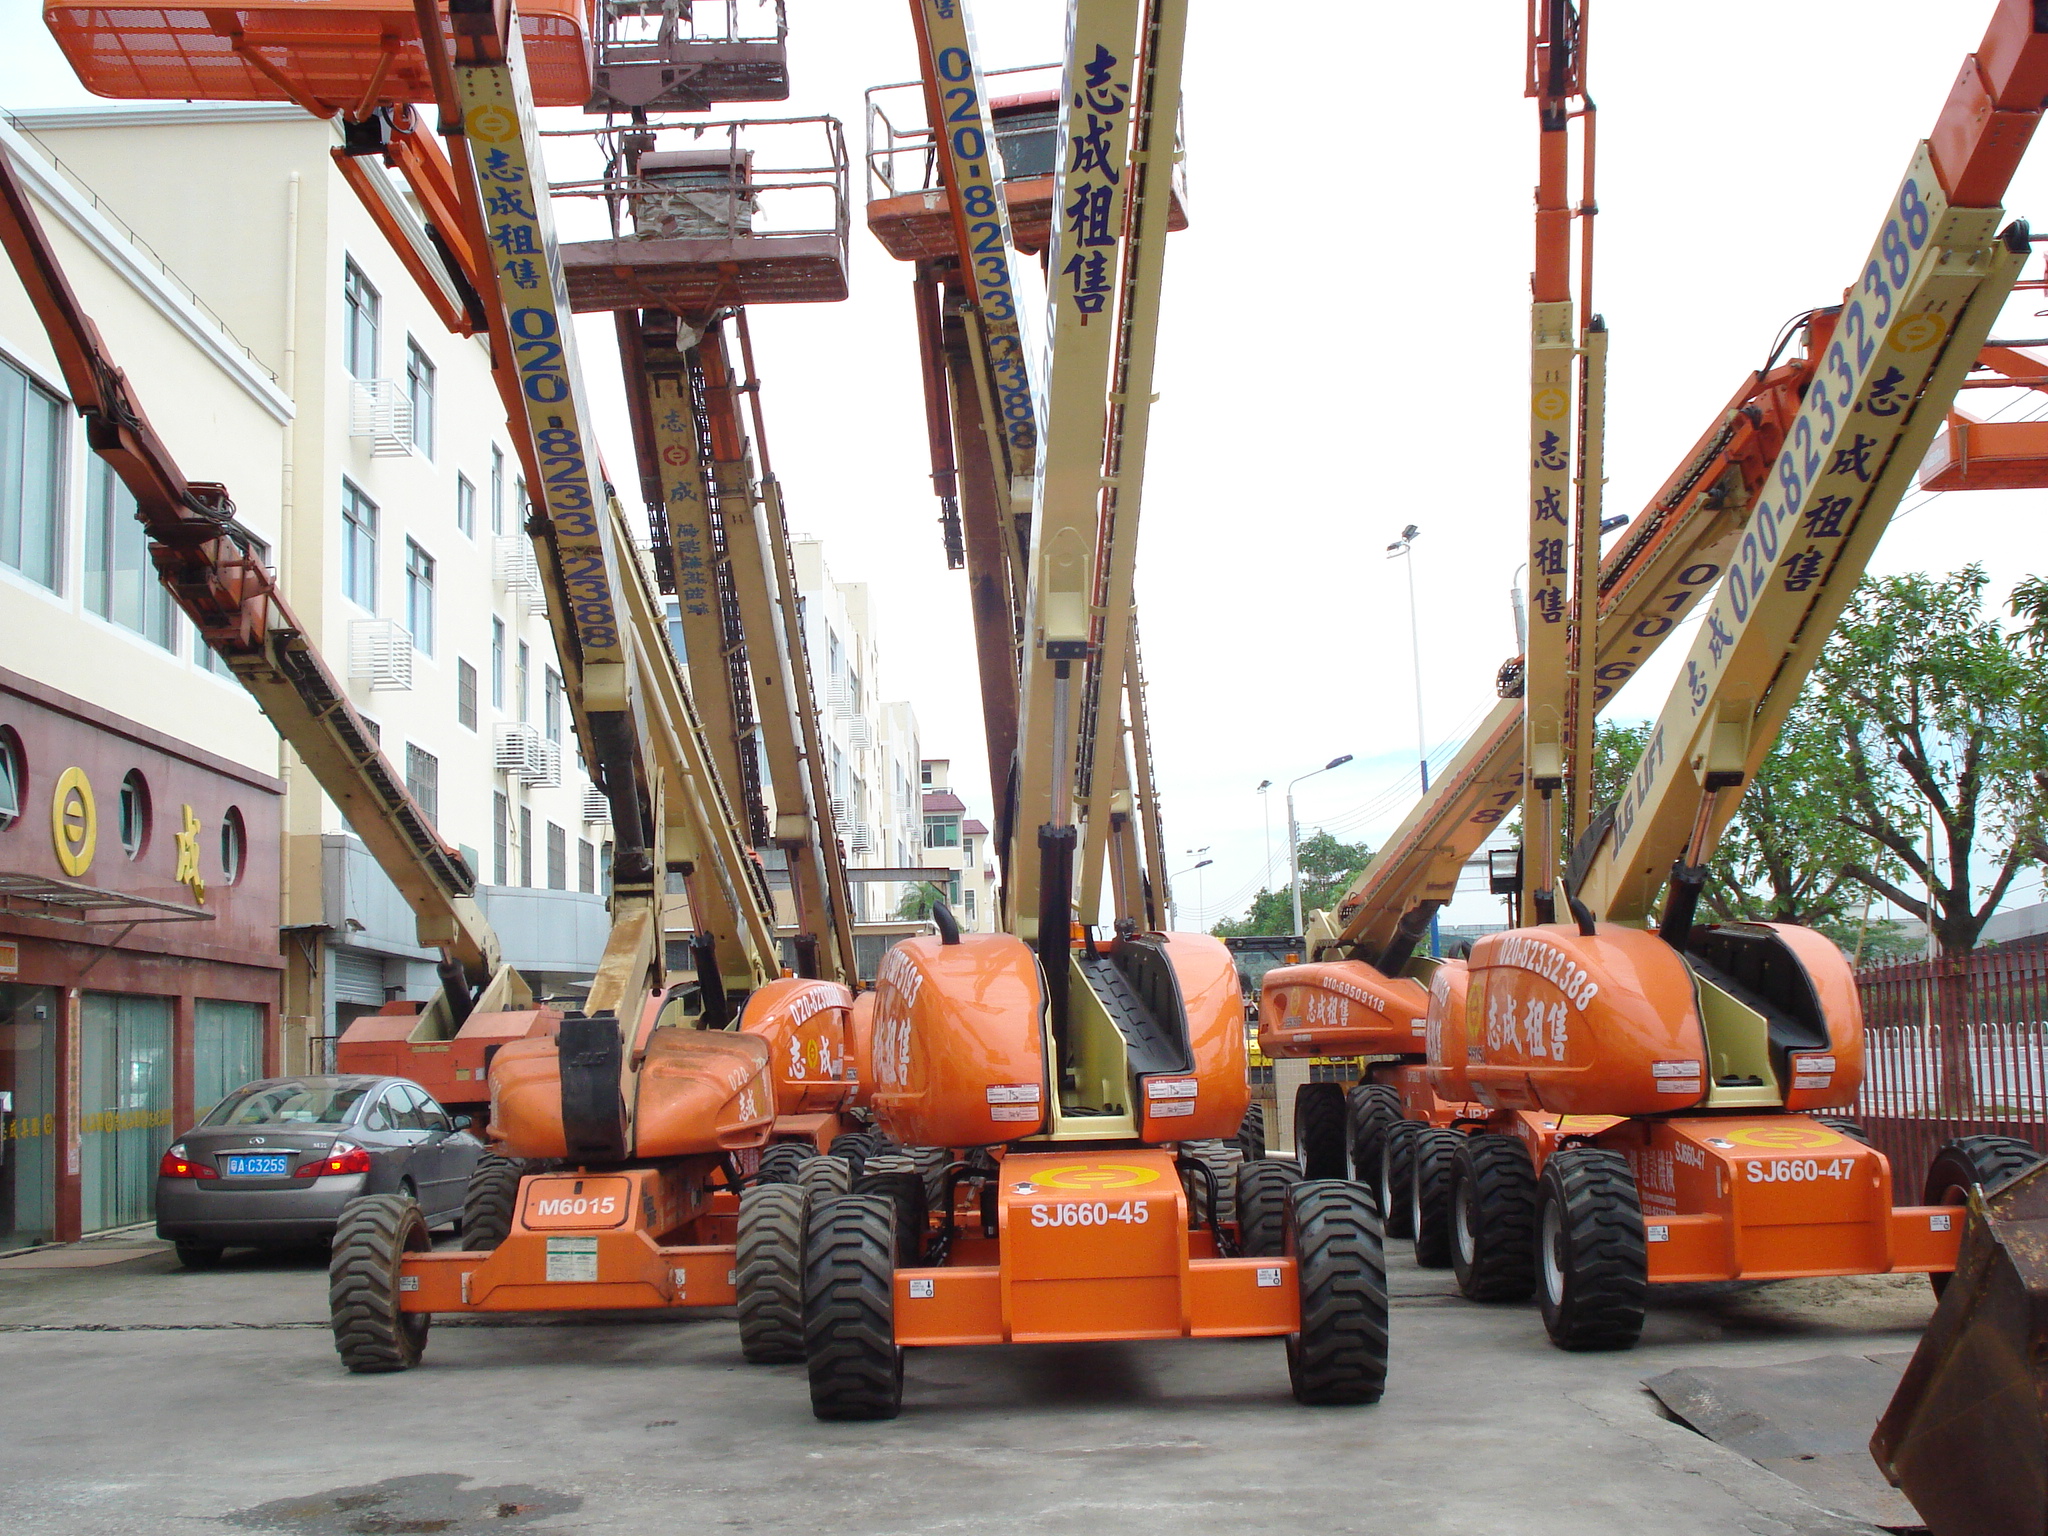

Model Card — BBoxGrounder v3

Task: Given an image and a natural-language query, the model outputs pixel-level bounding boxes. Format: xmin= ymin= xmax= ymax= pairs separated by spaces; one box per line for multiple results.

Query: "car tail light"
xmin=159 ymin=1144 xmax=218 ymax=1180
xmin=294 ymin=1143 xmax=372 ymax=1178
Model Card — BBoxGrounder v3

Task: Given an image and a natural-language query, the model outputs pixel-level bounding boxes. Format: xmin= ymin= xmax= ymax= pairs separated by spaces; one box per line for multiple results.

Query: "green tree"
xmin=894 ymin=881 xmax=949 ymax=921
xmin=1211 ymin=831 xmax=1374 ymax=937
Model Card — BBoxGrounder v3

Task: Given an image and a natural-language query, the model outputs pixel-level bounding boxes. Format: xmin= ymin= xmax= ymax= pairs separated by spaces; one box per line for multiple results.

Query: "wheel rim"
xmin=1541 ymin=1197 xmax=1566 ymax=1305
xmin=1455 ymin=1177 xmax=1476 ymax=1266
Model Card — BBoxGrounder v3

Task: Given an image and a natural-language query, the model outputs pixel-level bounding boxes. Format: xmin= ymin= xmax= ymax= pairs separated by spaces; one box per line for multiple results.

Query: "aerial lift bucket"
xmin=1872 ymin=1160 xmax=2048 ymax=1534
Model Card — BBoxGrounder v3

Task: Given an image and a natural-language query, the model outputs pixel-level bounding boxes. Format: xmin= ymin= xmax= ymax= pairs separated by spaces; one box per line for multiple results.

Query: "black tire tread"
xmin=458 ymin=1155 xmax=526 ymax=1252
xmin=1451 ymin=1133 xmax=1540 ymax=1302
xmin=329 ymin=1194 xmax=431 ymax=1374
xmin=737 ymin=1182 xmax=810 ymax=1363
xmin=758 ymin=1141 xmax=818 ymax=1185
xmin=1380 ymin=1119 xmax=1422 ymax=1240
xmin=1237 ymin=1157 xmax=1303 ymax=1257
xmin=1410 ymin=1128 xmax=1462 ymax=1269
xmin=1233 ymin=1103 xmax=1268 ymax=1162
xmin=802 ymin=1194 xmax=902 ymax=1421
xmin=797 ymin=1154 xmax=854 ymax=1200
xmin=1539 ymin=1148 xmax=1647 ymax=1352
xmin=1924 ymin=1134 xmax=2045 ymax=1205
xmin=1294 ymin=1082 xmax=1350 ymax=1180
xmin=1178 ymin=1139 xmax=1243 ymax=1228
xmin=1287 ymin=1180 xmax=1390 ymax=1406
xmin=1348 ymin=1084 xmax=1402 ymax=1192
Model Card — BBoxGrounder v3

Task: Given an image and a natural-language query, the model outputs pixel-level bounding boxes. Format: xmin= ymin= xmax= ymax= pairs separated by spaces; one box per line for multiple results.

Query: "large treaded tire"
xmin=1179 ymin=1139 xmax=1244 ymax=1228
xmin=802 ymin=1194 xmax=903 ymax=1421
xmin=1537 ymin=1148 xmax=1647 ymax=1351
xmin=1233 ymin=1103 xmax=1268 ymax=1162
xmin=1409 ymin=1128 xmax=1461 ymax=1269
xmin=797 ymin=1154 xmax=854 ymax=1201
xmin=330 ymin=1194 xmax=432 ymax=1373
xmin=853 ymin=1155 xmax=928 ymax=1266
xmin=1450 ymin=1133 xmax=1539 ymax=1302
xmin=459 ymin=1155 xmax=526 ymax=1252
xmin=737 ymin=1182 xmax=811 ymax=1363
xmin=1814 ymin=1116 xmax=1871 ymax=1144
xmin=758 ymin=1141 xmax=819 ymax=1185
xmin=905 ymin=1146 xmax=954 ymax=1208
xmin=1237 ymin=1158 xmax=1304 ymax=1257
xmin=1348 ymin=1084 xmax=1402 ymax=1194
xmin=1379 ymin=1119 xmax=1421 ymax=1240
xmin=1925 ymin=1135 xmax=2047 ymax=1296
xmin=1285 ymin=1180 xmax=1389 ymax=1406
xmin=1294 ymin=1081 xmax=1350 ymax=1180
xmin=828 ymin=1132 xmax=874 ymax=1178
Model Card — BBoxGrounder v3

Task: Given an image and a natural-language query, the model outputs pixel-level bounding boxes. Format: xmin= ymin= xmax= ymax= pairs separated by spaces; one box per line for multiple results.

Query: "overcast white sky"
xmin=6 ymin=0 xmax=2047 ymax=930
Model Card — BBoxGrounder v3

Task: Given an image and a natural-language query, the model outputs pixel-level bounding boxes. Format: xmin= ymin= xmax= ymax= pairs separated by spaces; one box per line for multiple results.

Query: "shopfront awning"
xmin=0 ymin=872 xmax=215 ymax=925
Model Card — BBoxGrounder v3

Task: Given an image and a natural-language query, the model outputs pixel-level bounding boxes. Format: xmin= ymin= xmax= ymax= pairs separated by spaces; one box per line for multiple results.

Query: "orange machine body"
xmin=868 ymin=933 xmax=1049 ymax=1146
xmin=335 ymin=1000 xmax=560 ymax=1126
xmin=44 ymin=0 xmax=596 ymax=112
xmin=738 ymin=977 xmax=857 ymax=1119
xmin=1258 ymin=960 xmax=1429 ymax=1061
xmin=1143 ymin=932 xmax=1253 ymax=1144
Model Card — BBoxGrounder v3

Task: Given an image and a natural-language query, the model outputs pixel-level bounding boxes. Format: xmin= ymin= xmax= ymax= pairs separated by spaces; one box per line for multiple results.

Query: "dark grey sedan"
xmin=155 ymin=1075 xmax=484 ymax=1268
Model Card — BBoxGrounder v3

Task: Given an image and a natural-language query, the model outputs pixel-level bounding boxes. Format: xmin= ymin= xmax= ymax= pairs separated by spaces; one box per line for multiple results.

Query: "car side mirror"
xmin=450 ymin=1114 xmax=473 ymax=1131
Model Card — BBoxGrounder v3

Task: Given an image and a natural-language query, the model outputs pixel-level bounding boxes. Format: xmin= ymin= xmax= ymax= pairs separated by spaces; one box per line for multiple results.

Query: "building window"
xmin=456 ymin=659 xmax=478 ymax=731
xmin=518 ymin=805 xmax=533 ymax=887
xmin=0 ymin=726 xmax=22 ymax=829
xmin=963 ymin=889 xmax=976 ymax=921
xmin=547 ymin=822 xmax=567 ymax=889
xmin=84 ymin=459 xmax=174 ymax=647
xmin=600 ymin=841 xmax=613 ymax=895
xmin=404 ymin=539 xmax=435 ymax=654
xmin=924 ymin=814 xmax=960 ymax=848
xmin=920 ymin=762 xmax=933 ymax=787
xmin=343 ymin=259 xmax=380 ymax=381
xmin=404 ymin=338 xmax=435 ymax=457
xmin=516 ymin=641 xmax=530 ymax=723
xmin=543 ymin=666 xmax=563 ymax=743
xmin=0 ymin=355 xmax=64 ymax=592
xmin=492 ymin=791 xmax=509 ymax=884
xmin=219 ymin=806 xmax=246 ymax=884
xmin=490 ymin=446 xmax=505 ymax=535
xmin=404 ymin=744 xmax=439 ymax=826
xmin=490 ymin=618 xmax=506 ymax=708
xmin=116 ymin=769 xmax=151 ymax=858
xmin=514 ymin=474 xmax=527 ymax=529
xmin=578 ymin=837 xmax=595 ymax=893
xmin=455 ymin=473 xmax=475 ymax=539
xmin=342 ymin=479 xmax=377 ymax=610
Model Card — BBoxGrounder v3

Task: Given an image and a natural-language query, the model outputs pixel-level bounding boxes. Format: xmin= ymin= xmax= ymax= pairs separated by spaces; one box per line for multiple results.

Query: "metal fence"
xmin=1853 ymin=944 xmax=2048 ymax=1197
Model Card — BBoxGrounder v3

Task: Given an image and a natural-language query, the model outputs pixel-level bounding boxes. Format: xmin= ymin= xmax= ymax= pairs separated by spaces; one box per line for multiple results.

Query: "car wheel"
xmin=174 ymin=1241 xmax=224 ymax=1271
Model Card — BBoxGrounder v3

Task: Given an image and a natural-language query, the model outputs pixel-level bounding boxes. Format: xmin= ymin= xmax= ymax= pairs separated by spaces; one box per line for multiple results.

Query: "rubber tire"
xmin=330 ymin=1194 xmax=432 ymax=1373
xmin=1450 ymin=1134 xmax=1540 ymax=1302
xmin=1285 ymin=1180 xmax=1390 ymax=1406
xmin=173 ymin=1240 xmax=224 ymax=1270
xmin=758 ymin=1142 xmax=818 ymax=1185
xmin=1178 ymin=1139 xmax=1244 ymax=1228
xmin=1348 ymin=1084 xmax=1402 ymax=1193
xmin=853 ymin=1156 xmax=928 ymax=1266
xmin=1379 ymin=1119 xmax=1422 ymax=1240
xmin=1237 ymin=1158 xmax=1304 ymax=1257
xmin=1410 ymin=1128 xmax=1461 ymax=1269
xmin=1814 ymin=1116 xmax=1871 ymax=1144
xmin=797 ymin=1154 xmax=854 ymax=1200
xmin=1536 ymin=1148 xmax=1648 ymax=1351
xmin=802 ymin=1194 xmax=903 ymax=1421
xmin=459 ymin=1155 xmax=526 ymax=1252
xmin=828 ymin=1132 xmax=876 ymax=1178
xmin=906 ymin=1146 xmax=953 ymax=1208
xmin=1294 ymin=1081 xmax=1350 ymax=1180
xmin=1233 ymin=1103 xmax=1268 ymax=1162
xmin=1925 ymin=1135 xmax=2047 ymax=1296
xmin=737 ymin=1182 xmax=810 ymax=1363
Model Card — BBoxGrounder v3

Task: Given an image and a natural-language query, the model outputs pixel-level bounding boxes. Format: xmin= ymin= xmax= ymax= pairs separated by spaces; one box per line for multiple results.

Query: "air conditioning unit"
xmin=828 ymin=676 xmax=854 ymax=718
xmin=582 ymin=787 xmax=612 ymax=823
xmin=493 ymin=535 xmax=548 ymax=617
xmin=349 ymin=379 xmax=415 ymax=457
xmin=528 ymin=738 xmax=562 ymax=790
xmin=849 ymin=822 xmax=874 ymax=856
xmin=348 ymin=618 xmax=413 ymax=690
xmin=828 ymin=795 xmax=849 ymax=825
xmin=846 ymin=715 xmax=873 ymax=749
xmin=494 ymin=722 xmax=558 ymax=787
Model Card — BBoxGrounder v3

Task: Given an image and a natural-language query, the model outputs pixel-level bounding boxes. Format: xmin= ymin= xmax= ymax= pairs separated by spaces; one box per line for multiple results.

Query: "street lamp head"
xmin=1600 ymin=513 xmax=1631 ymax=534
xmin=1194 ymin=859 xmax=1212 ymax=871
xmin=1401 ymin=523 xmax=1420 ymax=542
xmin=1325 ymin=754 xmax=1354 ymax=771
xmin=1256 ymin=779 xmax=1271 ymax=792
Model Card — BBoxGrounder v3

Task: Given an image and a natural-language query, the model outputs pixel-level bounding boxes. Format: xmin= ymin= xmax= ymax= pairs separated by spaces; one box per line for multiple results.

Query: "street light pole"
xmin=1168 ymin=858 xmax=1211 ymax=930
xmin=1386 ymin=524 xmax=1429 ymax=795
xmin=1256 ymin=780 xmax=1273 ymax=896
xmin=1185 ymin=846 xmax=1210 ymax=930
xmin=1286 ymin=755 xmax=1354 ymax=936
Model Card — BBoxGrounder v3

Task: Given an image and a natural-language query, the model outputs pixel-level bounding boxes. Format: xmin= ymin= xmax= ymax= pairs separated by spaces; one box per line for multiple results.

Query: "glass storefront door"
xmin=80 ymin=992 xmax=173 ymax=1232
xmin=0 ymin=983 xmax=58 ymax=1252
xmin=194 ymin=999 xmax=264 ymax=1119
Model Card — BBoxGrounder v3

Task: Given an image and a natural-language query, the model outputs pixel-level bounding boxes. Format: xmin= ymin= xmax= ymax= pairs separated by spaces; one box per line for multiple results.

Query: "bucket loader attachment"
xmin=1872 ymin=1160 xmax=2048 ymax=1535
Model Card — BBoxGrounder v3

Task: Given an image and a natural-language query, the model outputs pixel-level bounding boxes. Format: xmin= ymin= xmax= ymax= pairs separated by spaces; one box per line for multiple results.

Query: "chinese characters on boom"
xmin=1059 ymin=43 xmax=1132 ymax=321
xmin=461 ymin=87 xmax=624 ymax=667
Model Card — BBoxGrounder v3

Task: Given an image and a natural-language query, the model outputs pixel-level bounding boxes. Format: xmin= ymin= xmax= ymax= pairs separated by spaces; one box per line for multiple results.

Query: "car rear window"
xmin=202 ymin=1083 xmax=373 ymax=1127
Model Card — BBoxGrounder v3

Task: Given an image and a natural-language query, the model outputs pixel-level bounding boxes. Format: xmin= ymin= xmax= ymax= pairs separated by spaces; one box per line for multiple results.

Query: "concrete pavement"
xmin=0 ymin=1231 xmax=1936 ymax=1535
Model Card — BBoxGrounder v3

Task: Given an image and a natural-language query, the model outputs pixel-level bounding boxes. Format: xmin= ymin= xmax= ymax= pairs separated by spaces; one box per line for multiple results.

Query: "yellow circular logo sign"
xmin=1891 ymin=314 xmax=1948 ymax=353
xmin=51 ymin=766 xmax=95 ymax=876
xmin=1720 ymin=1124 xmax=1839 ymax=1150
xmin=1532 ymin=385 xmax=1569 ymax=422
xmin=465 ymin=104 xmax=517 ymax=145
xmin=1033 ymin=1163 xmax=1161 ymax=1190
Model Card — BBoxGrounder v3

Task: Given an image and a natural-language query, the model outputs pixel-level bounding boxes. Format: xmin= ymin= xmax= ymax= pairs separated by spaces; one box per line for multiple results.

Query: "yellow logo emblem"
xmin=51 ymin=766 xmax=94 ymax=875
xmin=1532 ymin=385 xmax=1569 ymax=421
xmin=1718 ymin=1124 xmax=1840 ymax=1151
xmin=1032 ymin=1163 xmax=1161 ymax=1191
xmin=1891 ymin=314 xmax=1948 ymax=353
xmin=464 ymin=105 xmax=517 ymax=145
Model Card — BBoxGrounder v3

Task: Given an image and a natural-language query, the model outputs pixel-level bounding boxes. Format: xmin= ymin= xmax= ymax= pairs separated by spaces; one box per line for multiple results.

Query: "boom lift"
xmin=1436 ymin=0 xmax=2048 ymax=1353
xmin=787 ymin=0 xmax=1388 ymax=1423
xmin=39 ymin=0 xmax=873 ymax=1368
